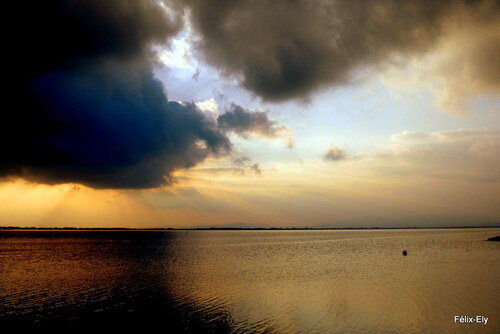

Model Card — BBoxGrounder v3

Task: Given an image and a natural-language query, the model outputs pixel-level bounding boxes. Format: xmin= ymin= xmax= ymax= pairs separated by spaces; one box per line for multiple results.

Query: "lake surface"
xmin=0 ymin=229 xmax=498 ymax=333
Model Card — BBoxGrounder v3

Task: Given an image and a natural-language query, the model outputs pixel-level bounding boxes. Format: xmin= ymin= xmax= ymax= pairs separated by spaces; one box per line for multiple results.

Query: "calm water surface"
xmin=0 ymin=229 xmax=499 ymax=333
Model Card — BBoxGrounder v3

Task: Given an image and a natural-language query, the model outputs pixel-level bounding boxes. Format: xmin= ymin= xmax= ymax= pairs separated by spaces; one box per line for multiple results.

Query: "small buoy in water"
xmin=402 ymin=250 xmax=408 ymax=256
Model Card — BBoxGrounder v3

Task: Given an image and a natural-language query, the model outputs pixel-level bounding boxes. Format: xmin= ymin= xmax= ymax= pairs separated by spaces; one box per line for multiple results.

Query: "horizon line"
xmin=1 ymin=225 xmax=499 ymax=231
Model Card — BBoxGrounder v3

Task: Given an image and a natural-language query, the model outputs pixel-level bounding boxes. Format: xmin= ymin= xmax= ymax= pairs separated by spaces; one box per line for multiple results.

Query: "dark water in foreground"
xmin=0 ymin=229 xmax=499 ymax=333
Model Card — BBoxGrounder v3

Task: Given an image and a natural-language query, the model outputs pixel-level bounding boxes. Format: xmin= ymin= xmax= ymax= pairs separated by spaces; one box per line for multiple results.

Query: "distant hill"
xmin=189 ymin=222 xmax=269 ymax=229
xmin=315 ymin=214 xmax=500 ymax=229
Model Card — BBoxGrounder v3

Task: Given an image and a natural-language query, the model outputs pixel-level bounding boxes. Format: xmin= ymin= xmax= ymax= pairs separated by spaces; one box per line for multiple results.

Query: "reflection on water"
xmin=0 ymin=229 xmax=499 ymax=333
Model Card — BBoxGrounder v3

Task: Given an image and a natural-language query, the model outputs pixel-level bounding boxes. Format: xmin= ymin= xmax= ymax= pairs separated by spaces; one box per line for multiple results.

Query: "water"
xmin=0 ymin=229 xmax=499 ymax=333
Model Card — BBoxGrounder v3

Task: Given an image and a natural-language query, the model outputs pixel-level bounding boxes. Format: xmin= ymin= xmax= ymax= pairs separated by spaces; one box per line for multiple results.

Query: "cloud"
xmin=1 ymin=0 xmax=232 ymax=189
xmin=323 ymin=146 xmax=348 ymax=161
xmin=8 ymin=0 xmax=182 ymax=75
xmin=233 ymin=156 xmax=262 ymax=175
xmin=191 ymin=155 xmax=263 ymax=176
xmin=391 ymin=131 xmax=432 ymax=143
xmin=233 ymin=156 xmax=252 ymax=167
xmin=195 ymin=98 xmax=219 ymax=118
xmin=378 ymin=1 xmax=500 ymax=113
xmin=175 ymin=0 xmax=499 ymax=102
xmin=380 ymin=129 xmax=500 ymax=182
xmin=428 ymin=3 xmax=500 ymax=113
xmin=217 ymin=104 xmax=294 ymax=146
xmin=250 ymin=163 xmax=262 ymax=175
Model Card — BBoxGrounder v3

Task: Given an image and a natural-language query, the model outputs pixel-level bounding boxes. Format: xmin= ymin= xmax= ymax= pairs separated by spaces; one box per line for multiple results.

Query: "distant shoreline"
xmin=1 ymin=226 xmax=499 ymax=231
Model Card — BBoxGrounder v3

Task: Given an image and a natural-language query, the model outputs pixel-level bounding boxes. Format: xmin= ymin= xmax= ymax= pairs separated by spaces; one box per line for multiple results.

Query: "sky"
xmin=1 ymin=0 xmax=499 ymax=228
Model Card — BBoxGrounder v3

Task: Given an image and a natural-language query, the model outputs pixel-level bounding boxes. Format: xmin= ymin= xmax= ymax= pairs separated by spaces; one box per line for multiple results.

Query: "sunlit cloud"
xmin=2 ymin=0 xmax=498 ymax=228
xmin=380 ymin=3 xmax=500 ymax=114
xmin=156 ymin=36 xmax=196 ymax=71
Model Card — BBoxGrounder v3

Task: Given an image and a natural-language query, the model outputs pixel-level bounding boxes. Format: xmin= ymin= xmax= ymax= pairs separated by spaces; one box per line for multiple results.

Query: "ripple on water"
xmin=0 ymin=229 xmax=499 ymax=333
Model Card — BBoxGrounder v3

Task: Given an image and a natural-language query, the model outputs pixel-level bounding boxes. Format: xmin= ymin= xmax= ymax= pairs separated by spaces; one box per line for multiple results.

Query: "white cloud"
xmin=390 ymin=130 xmax=431 ymax=143
xmin=195 ymin=98 xmax=219 ymax=119
xmin=382 ymin=128 xmax=500 ymax=182
xmin=157 ymin=36 xmax=196 ymax=71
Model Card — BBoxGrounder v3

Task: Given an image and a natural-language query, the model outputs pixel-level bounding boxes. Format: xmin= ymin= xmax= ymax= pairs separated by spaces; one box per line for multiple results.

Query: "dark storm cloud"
xmin=10 ymin=0 xmax=182 ymax=77
xmin=323 ymin=146 xmax=348 ymax=161
xmin=1 ymin=0 xmax=231 ymax=189
xmin=218 ymin=104 xmax=291 ymax=140
xmin=176 ymin=0 xmax=500 ymax=101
